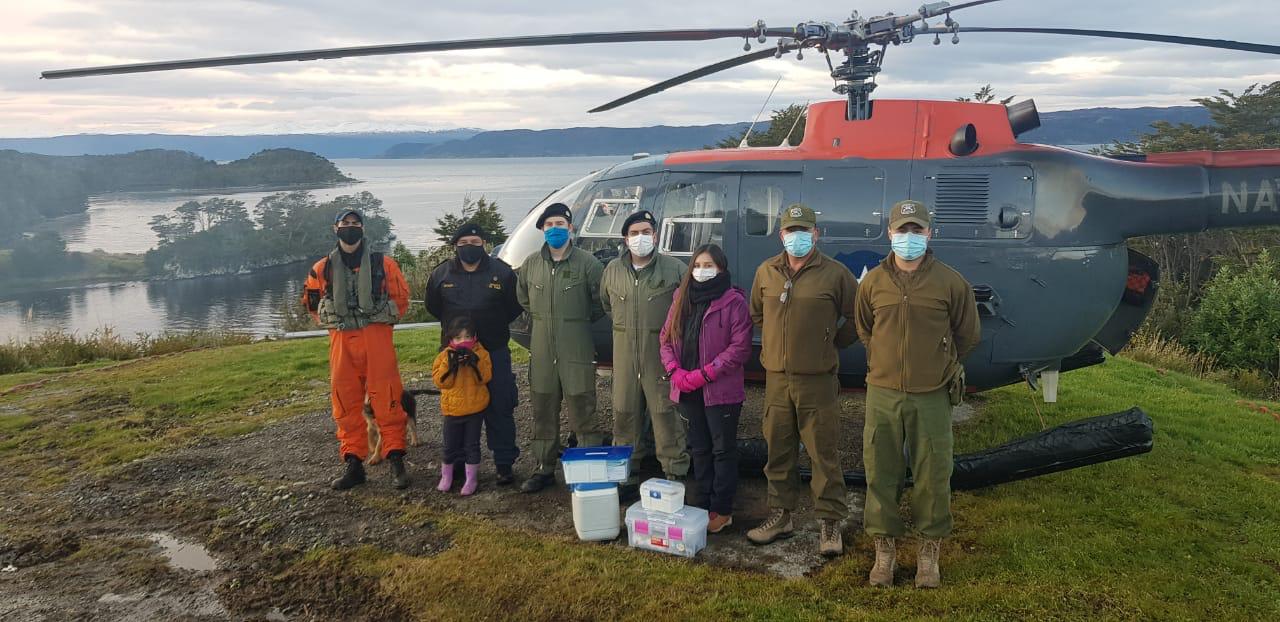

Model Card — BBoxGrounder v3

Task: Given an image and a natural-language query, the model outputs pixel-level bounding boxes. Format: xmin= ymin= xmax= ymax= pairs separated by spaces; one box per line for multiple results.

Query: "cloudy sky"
xmin=3 ymin=0 xmax=1277 ymax=137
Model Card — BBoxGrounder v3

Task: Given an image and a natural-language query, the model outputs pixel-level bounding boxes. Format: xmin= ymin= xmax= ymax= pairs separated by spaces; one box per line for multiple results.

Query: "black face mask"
xmin=336 ymin=226 xmax=363 ymax=245
xmin=457 ymin=244 xmax=486 ymax=264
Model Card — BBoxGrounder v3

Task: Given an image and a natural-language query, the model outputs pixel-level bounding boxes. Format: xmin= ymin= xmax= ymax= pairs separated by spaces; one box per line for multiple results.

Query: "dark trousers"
xmin=442 ymin=413 xmax=483 ymax=465
xmin=678 ymin=391 xmax=741 ymax=516
xmin=483 ymin=347 xmax=520 ymax=467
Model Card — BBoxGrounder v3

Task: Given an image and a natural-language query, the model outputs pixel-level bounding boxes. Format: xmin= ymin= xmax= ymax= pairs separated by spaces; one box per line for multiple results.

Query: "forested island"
xmin=0 ymin=148 xmax=355 ymax=288
xmin=0 ymin=148 xmax=352 ymax=246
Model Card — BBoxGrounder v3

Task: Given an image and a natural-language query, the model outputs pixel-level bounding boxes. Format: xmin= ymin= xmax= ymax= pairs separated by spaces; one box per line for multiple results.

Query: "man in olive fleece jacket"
xmin=855 ymin=199 xmax=981 ymax=589
xmin=746 ymin=204 xmax=858 ymax=558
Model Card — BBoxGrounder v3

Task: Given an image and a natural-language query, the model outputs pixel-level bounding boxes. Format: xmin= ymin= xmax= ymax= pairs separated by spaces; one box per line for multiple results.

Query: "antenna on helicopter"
xmin=739 ymin=76 xmax=782 ymax=149
xmin=780 ymin=101 xmax=809 ymax=147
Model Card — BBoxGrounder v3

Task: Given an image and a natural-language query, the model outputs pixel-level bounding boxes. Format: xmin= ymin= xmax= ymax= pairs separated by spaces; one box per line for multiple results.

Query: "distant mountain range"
xmin=0 ymin=130 xmax=479 ymax=161
xmin=0 ymin=105 xmax=1214 ymax=160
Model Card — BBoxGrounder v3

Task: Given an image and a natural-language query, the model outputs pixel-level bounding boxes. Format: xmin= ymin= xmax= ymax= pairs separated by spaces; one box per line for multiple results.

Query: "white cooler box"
xmin=562 ymin=446 xmax=632 ymax=485
xmin=625 ymin=502 xmax=708 ymax=558
xmin=571 ymin=483 xmax=621 ymax=541
xmin=640 ymin=478 xmax=685 ymax=513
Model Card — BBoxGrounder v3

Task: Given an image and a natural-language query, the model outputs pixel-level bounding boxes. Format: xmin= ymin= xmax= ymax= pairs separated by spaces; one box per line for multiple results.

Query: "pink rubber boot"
xmin=460 ymin=463 xmax=479 ymax=496
xmin=436 ymin=462 xmax=454 ymax=492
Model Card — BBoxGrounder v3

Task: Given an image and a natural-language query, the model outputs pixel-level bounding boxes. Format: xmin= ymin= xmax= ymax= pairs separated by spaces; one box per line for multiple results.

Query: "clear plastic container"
xmin=624 ymin=501 xmax=708 ymax=558
xmin=640 ymin=478 xmax=685 ymax=514
xmin=571 ymin=483 xmax=621 ymax=541
xmin=562 ymin=446 xmax=632 ymax=484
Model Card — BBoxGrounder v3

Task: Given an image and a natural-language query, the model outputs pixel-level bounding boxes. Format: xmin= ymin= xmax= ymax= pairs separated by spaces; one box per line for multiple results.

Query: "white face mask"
xmin=692 ymin=267 xmax=718 ymax=283
xmin=626 ymin=234 xmax=655 ymax=257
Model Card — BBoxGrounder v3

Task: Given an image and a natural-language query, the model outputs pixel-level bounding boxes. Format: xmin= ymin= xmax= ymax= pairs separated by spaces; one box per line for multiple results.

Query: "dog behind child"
xmin=364 ymin=388 xmax=424 ymax=465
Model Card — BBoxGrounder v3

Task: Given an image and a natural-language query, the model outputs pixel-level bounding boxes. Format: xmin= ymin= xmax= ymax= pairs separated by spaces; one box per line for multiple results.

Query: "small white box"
xmin=625 ymin=502 xmax=708 ymax=558
xmin=571 ymin=483 xmax=621 ymax=541
xmin=640 ymin=478 xmax=685 ymax=514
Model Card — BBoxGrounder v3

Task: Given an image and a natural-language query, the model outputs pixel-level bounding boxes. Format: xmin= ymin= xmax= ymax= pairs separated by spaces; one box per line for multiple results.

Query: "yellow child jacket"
xmin=431 ymin=343 xmax=493 ymax=416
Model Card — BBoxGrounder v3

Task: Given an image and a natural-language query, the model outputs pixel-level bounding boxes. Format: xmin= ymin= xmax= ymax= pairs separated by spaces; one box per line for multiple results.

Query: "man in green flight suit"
xmin=746 ymin=203 xmax=859 ymax=558
xmin=516 ymin=202 xmax=607 ymax=493
xmin=601 ymin=210 xmax=690 ymax=500
xmin=855 ymin=199 xmax=981 ymax=588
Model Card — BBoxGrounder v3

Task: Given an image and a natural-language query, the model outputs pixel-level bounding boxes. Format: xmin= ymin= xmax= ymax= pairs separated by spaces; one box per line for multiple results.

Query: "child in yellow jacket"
xmin=432 ymin=316 xmax=493 ymax=495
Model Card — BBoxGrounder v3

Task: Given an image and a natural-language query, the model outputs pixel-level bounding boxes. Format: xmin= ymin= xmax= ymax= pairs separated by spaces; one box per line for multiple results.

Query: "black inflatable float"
xmin=737 ymin=407 xmax=1153 ymax=491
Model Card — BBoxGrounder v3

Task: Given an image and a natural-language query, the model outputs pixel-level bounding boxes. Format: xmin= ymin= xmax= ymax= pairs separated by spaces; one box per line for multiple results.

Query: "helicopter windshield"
xmin=497 ymin=171 xmax=602 ymax=269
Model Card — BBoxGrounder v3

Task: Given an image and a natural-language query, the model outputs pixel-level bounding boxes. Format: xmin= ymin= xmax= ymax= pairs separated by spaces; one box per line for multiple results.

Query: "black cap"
xmin=334 ymin=208 xmax=363 ymax=224
xmin=450 ymin=221 xmax=489 ymax=245
xmin=535 ymin=203 xmax=572 ymax=229
xmin=620 ymin=210 xmax=657 ymax=237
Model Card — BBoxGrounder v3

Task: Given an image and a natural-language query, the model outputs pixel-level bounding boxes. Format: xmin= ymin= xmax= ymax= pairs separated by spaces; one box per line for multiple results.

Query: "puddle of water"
xmin=146 ymin=532 xmax=218 ymax=572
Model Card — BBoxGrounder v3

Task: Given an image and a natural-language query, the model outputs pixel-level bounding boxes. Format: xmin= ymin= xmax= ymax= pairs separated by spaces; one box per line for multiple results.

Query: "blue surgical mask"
xmin=544 ymin=226 xmax=571 ymax=249
xmin=782 ymin=231 xmax=814 ymax=257
xmin=891 ymin=232 xmax=928 ymax=261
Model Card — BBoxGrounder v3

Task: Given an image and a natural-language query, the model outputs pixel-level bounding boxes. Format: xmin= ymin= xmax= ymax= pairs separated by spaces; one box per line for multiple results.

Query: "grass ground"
xmin=1 ymin=329 xmax=1277 ymax=620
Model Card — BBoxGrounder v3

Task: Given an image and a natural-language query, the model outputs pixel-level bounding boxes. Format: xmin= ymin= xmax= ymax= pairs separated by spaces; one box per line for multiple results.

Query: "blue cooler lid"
xmin=561 ymin=445 xmax=633 ymax=462
xmin=571 ymin=482 xmax=618 ymax=492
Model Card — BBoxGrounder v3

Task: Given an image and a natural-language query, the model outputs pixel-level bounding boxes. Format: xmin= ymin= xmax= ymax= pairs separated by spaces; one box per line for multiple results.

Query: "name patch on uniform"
xmin=442 ymin=282 xmax=456 ymax=288
xmin=488 ymin=283 xmax=503 ymax=290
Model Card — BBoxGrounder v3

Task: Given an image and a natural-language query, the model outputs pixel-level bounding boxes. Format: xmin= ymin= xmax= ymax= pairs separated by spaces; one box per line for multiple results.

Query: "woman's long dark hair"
xmin=664 ymin=243 xmax=730 ymax=345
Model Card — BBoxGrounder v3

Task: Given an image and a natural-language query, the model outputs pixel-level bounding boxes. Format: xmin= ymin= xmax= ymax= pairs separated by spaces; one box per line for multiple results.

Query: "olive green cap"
xmin=780 ymin=203 xmax=817 ymax=230
xmin=889 ymin=199 xmax=930 ymax=230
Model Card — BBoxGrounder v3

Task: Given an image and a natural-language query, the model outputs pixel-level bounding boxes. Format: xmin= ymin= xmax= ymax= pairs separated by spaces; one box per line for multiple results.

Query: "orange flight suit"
xmin=302 ymin=252 xmax=411 ymax=461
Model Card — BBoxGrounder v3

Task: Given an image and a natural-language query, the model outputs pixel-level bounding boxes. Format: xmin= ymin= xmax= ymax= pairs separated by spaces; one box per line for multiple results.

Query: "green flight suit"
xmin=517 ymin=244 xmax=606 ymax=475
xmin=601 ymin=250 xmax=690 ymax=480
xmin=854 ymin=251 xmax=981 ymax=538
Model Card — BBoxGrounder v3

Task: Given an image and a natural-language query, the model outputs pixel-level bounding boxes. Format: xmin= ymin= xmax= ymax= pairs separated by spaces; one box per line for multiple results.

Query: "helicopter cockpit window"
xmin=573 ymin=182 xmax=647 ymax=263
xmin=579 ymin=198 xmax=641 ymax=238
xmin=659 ymin=180 xmax=727 ymax=256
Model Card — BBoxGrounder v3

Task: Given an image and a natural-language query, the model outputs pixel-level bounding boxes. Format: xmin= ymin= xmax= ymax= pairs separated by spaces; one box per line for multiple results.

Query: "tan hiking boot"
xmin=915 ymin=538 xmax=943 ymax=589
xmin=746 ymin=509 xmax=794 ymax=545
xmin=869 ymin=537 xmax=897 ymax=587
xmin=819 ymin=519 xmax=844 ymax=557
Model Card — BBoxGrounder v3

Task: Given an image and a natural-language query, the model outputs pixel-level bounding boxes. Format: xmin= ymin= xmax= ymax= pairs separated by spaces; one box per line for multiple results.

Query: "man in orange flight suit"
xmin=302 ymin=208 xmax=412 ymax=490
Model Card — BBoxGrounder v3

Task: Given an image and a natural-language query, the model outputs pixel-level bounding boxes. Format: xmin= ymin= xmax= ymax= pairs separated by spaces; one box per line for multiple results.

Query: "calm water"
xmin=3 ymin=156 xmax=625 ymax=341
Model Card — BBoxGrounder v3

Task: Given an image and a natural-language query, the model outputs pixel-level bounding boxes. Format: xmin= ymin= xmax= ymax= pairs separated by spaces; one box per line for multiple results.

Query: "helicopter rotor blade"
xmin=588 ymin=45 xmax=799 ymax=113
xmin=40 ymin=28 xmax=797 ymax=80
xmin=921 ymin=26 xmax=1280 ymax=55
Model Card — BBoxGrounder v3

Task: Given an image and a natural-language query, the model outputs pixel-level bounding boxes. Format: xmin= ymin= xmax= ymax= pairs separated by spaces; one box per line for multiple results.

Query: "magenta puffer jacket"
xmin=659 ymin=286 xmax=753 ymax=406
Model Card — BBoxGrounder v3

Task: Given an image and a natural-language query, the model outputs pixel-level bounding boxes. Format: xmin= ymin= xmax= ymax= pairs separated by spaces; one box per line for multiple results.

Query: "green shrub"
xmin=1186 ymin=249 xmax=1280 ymax=373
xmin=0 ymin=329 xmax=252 ymax=375
xmin=1122 ymin=327 xmax=1218 ymax=377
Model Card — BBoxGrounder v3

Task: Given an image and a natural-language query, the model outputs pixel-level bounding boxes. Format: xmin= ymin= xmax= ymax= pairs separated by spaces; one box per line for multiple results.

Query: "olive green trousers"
xmin=762 ymin=371 xmax=848 ymax=520
xmin=862 ymin=385 xmax=954 ymax=538
xmin=530 ymin=388 xmax=602 ymax=476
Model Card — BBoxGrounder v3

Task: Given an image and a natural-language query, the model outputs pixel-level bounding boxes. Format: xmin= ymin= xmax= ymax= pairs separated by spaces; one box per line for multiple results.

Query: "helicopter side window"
xmin=659 ymin=180 xmax=728 ymax=257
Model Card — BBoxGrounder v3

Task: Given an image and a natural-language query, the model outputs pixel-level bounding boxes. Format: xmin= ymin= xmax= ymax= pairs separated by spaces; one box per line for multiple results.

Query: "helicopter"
xmin=41 ymin=1 xmax=1280 ymax=402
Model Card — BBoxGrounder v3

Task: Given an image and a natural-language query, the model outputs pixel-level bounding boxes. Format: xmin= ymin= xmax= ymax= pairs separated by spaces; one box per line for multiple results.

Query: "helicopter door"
xmin=737 ymin=172 xmax=802 ymax=278
xmin=656 ymin=172 xmax=738 ymax=260
xmin=801 ymin=164 xmax=887 ymax=241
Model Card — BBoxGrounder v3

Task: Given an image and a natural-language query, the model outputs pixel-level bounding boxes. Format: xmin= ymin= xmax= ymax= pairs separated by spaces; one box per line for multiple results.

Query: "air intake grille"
xmin=934 ymin=173 xmax=990 ymax=225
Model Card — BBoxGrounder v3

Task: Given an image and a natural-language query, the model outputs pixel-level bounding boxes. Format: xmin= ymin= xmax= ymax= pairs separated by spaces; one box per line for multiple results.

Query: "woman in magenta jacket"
xmin=660 ymin=243 xmax=753 ymax=534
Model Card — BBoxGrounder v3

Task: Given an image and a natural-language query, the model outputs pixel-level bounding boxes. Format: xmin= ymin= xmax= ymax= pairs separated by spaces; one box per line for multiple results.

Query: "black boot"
xmin=520 ymin=472 xmax=554 ymax=493
xmin=331 ymin=455 xmax=366 ymax=490
xmin=495 ymin=463 xmax=515 ymax=486
xmin=387 ymin=451 xmax=410 ymax=490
